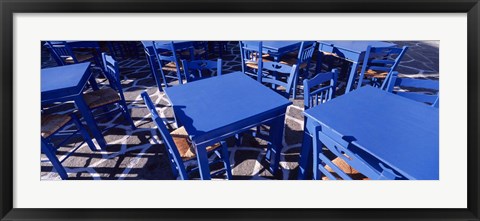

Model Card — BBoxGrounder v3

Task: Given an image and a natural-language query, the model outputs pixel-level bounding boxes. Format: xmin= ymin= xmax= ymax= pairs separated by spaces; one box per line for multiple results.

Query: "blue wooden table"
xmin=242 ymin=41 xmax=302 ymax=61
xmin=298 ymin=86 xmax=439 ymax=180
xmin=41 ymin=62 xmax=106 ymax=149
xmin=141 ymin=41 xmax=194 ymax=90
xmin=317 ymin=41 xmax=396 ymax=93
xmin=165 ymin=72 xmax=292 ymax=180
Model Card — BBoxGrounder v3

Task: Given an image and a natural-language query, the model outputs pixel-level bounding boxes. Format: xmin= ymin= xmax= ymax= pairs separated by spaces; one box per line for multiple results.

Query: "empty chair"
xmin=181 ymin=59 xmax=222 ymax=82
xmin=239 ymin=41 xmax=270 ymax=80
xmin=260 ymin=61 xmax=299 ymax=98
xmin=45 ymin=41 xmax=101 ymax=67
xmin=357 ymin=45 xmax=408 ymax=90
xmin=385 ymin=71 xmax=439 ymax=107
xmin=181 ymin=41 xmax=208 ymax=59
xmin=153 ymin=41 xmax=184 ymax=87
xmin=141 ymin=91 xmax=232 ymax=180
xmin=81 ymin=52 xmax=136 ymax=131
xmin=41 ymin=113 xmax=97 ymax=180
xmin=303 ymin=69 xmax=339 ymax=109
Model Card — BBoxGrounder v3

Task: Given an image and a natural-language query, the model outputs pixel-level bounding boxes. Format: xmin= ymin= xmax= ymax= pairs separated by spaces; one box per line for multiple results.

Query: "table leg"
xmin=74 ymin=96 xmax=106 ymax=149
xmin=298 ymin=119 xmax=313 ymax=180
xmin=267 ymin=114 xmax=286 ymax=175
xmin=345 ymin=61 xmax=360 ymax=93
xmin=88 ymin=75 xmax=99 ymax=91
xmin=194 ymin=143 xmax=211 ymax=180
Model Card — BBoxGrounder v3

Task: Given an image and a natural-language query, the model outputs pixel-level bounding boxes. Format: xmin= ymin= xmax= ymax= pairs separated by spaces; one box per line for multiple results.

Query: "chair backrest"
xmin=181 ymin=59 xmax=222 ymax=82
xmin=296 ymin=41 xmax=317 ymax=67
xmin=141 ymin=91 xmax=188 ymax=180
xmin=152 ymin=41 xmax=184 ymax=84
xmin=358 ymin=45 xmax=409 ymax=89
xmin=101 ymin=52 xmax=127 ymax=102
xmin=385 ymin=71 xmax=439 ymax=107
xmin=261 ymin=61 xmax=298 ymax=98
xmin=239 ymin=41 xmax=264 ymax=80
xmin=303 ymin=69 xmax=339 ymax=109
xmin=45 ymin=41 xmax=77 ymax=65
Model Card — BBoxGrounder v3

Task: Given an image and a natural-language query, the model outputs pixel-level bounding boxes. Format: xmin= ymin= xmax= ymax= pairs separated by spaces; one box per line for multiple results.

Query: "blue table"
xmin=165 ymin=72 xmax=292 ymax=180
xmin=298 ymin=86 xmax=439 ymax=180
xmin=242 ymin=41 xmax=302 ymax=61
xmin=316 ymin=41 xmax=396 ymax=93
xmin=141 ymin=41 xmax=194 ymax=90
xmin=41 ymin=62 xmax=106 ymax=149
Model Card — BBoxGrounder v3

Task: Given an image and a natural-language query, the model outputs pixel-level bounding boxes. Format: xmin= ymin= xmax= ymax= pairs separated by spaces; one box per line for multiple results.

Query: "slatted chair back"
xmin=45 ymin=41 xmax=77 ymax=65
xmin=297 ymin=41 xmax=317 ymax=68
xmin=260 ymin=61 xmax=298 ymax=98
xmin=101 ymin=53 xmax=128 ymax=103
xmin=181 ymin=59 xmax=222 ymax=82
xmin=153 ymin=41 xmax=184 ymax=85
xmin=358 ymin=45 xmax=408 ymax=89
xmin=303 ymin=69 xmax=339 ymax=109
xmin=239 ymin=41 xmax=264 ymax=80
xmin=141 ymin=91 xmax=189 ymax=180
xmin=385 ymin=71 xmax=439 ymax=107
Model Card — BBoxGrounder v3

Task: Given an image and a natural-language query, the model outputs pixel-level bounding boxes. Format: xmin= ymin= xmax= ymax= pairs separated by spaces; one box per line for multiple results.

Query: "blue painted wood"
xmin=165 ymin=72 xmax=291 ymax=179
xmin=41 ymin=114 xmax=97 ymax=180
xmin=316 ymin=41 xmax=397 ymax=94
xmin=45 ymin=41 xmax=102 ymax=67
xmin=299 ymin=86 xmax=439 ymax=180
xmin=239 ymin=41 xmax=264 ymax=80
xmin=303 ymin=69 xmax=339 ymax=109
xmin=41 ymin=63 xmax=107 ymax=149
xmin=291 ymin=41 xmax=317 ymax=98
xmin=242 ymin=41 xmax=302 ymax=60
xmin=386 ymin=71 xmax=439 ymax=107
xmin=260 ymin=61 xmax=298 ymax=98
xmin=181 ymin=59 xmax=222 ymax=82
xmin=357 ymin=46 xmax=409 ymax=90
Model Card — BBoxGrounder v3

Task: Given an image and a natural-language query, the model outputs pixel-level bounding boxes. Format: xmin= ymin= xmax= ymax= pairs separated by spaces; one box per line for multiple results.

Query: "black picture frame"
xmin=1 ymin=0 xmax=479 ymax=220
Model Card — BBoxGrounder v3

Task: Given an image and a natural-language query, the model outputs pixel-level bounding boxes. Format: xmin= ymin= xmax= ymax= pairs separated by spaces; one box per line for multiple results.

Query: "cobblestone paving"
xmin=41 ymin=41 xmax=439 ymax=180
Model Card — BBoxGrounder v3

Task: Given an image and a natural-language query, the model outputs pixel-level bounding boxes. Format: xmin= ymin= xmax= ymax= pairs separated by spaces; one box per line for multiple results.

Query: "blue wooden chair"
xmin=45 ymin=41 xmax=101 ymax=67
xmin=280 ymin=41 xmax=317 ymax=98
xmin=239 ymin=41 xmax=270 ymax=80
xmin=41 ymin=113 xmax=97 ymax=180
xmin=152 ymin=41 xmax=184 ymax=88
xmin=260 ymin=61 xmax=299 ymax=98
xmin=81 ymin=53 xmax=136 ymax=131
xmin=181 ymin=59 xmax=222 ymax=82
xmin=385 ymin=71 xmax=439 ymax=107
xmin=141 ymin=91 xmax=232 ymax=180
xmin=303 ymin=69 xmax=339 ymax=109
xmin=357 ymin=45 xmax=408 ymax=90
xmin=180 ymin=41 xmax=208 ymax=60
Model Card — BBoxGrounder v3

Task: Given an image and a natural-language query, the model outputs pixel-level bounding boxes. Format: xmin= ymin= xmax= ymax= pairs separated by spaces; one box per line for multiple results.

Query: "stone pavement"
xmin=41 ymin=41 xmax=439 ymax=180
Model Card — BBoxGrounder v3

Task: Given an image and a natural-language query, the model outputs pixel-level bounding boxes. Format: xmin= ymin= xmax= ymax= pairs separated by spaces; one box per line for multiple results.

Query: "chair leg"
xmin=41 ymin=141 xmax=68 ymax=180
xmin=71 ymin=115 xmax=97 ymax=151
xmin=219 ymin=143 xmax=232 ymax=180
xmin=120 ymin=101 xmax=136 ymax=130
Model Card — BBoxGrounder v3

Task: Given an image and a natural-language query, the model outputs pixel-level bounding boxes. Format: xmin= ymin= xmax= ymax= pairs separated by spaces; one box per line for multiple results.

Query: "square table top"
xmin=319 ymin=41 xmax=396 ymax=53
xmin=304 ymin=86 xmax=439 ymax=180
xmin=41 ymin=62 xmax=91 ymax=101
xmin=165 ymin=72 xmax=292 ymax=144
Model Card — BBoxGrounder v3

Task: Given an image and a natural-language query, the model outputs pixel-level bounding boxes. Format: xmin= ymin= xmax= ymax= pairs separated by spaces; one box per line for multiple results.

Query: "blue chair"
xmin=385 ymin=71 xmax=439 ymax=107
xmin=239 ymin=41 xmax=270 ymax=80
xmin=303 ymin=69 xmax=339 ymax=109
xmin=280 ymin=41 xmax=317 ymax=98
xmin=141 ymin=91 xmax=232 ymax=180
xmin=357 ymin=45 xmax=408 ymax=90
xmin=180 ymin=41 xmax=208 ymax=60
xmin=41 ymin=113 xmax=97 ymax=180
xmin=181 ymin=59 xmax=222 ymax=82
xmin=45 ymin=41 xmax=101 ymax=67
xmin=81 ymin=53 xmax=136 ymax=131
xmin=152 ymin=41 xmax=184 ymax=88
xmin=260 ymin=61 xmax=299 ymax=98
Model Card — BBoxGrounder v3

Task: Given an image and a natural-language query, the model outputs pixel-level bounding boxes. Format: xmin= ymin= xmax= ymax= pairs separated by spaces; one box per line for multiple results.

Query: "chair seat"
xmin=83 ymin=87 xmax=121 ymax=109
xmin=279 ymin=57 xmax=308 ymax=69
xmin=245 ymin=57 xmax=275 ymax=69
xmin=41 ymin=114 xmax=72 ymax=138
xmin=161 ymin=61 xmax=183 ymax=72
xmin=170 ymin=126 xmax=222 ymax=161
xmin=65 ymin=53 xmax=95 ymax=64
xmin=363 ymin=69 xmax=389 ymax=79
xmin=322 ymin=157 xmax=369 ymax=180
xmin=180 ymin=48 xmax=206 ymax=57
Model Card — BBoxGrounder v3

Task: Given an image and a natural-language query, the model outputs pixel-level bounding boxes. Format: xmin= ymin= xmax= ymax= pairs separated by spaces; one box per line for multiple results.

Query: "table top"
xmin=304 ymin=86 xmax=439 ymax=180
xmin=243 ymin=41 xmax=302 ymax=54
xmin=41 ymin=62 xmax=91 ymax=102
xmin=318 ymin=41 xmax=396 ymax=53
xmin=165 ymin=72 xmax=292 ymax=143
